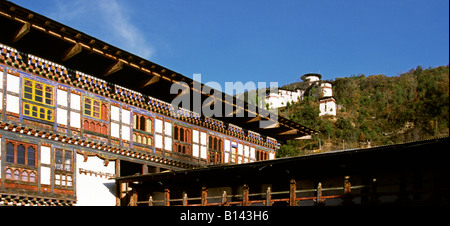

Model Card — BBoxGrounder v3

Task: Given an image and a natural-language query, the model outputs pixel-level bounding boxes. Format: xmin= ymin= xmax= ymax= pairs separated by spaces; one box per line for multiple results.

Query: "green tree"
xmin=276 ymin=141 xmax=300 ymax=157
xmin=279 ymin=65 xmax=448 ymax=155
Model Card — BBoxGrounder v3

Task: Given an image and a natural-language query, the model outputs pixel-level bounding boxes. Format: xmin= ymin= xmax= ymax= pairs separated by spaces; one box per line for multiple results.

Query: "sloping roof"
xmin=0 ymin=1 xmax=316 ymax=142
xmin=116 ymin=137 xmax=449 ymax=188
xmin=301 ymin=73 xmax=322 ymax=81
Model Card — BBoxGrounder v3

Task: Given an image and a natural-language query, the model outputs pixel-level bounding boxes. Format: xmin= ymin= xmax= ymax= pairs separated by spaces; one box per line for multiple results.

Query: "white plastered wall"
xmin=111 ymin=105 xmax=120 ymax=121
xmin=320 ymin=83 xmax=333 ymax=97
xmin=6 ymin=95 xmax=19 ymax=113
xmin=200 ymin=132 xmax=207 ymax=159
xmin=319 ymin=99 xmax=337 ymax=116
xmin=57 ymin=89 xmax=68 ymax=107
xmin=76 ymin=154 xmax=116 ymax=206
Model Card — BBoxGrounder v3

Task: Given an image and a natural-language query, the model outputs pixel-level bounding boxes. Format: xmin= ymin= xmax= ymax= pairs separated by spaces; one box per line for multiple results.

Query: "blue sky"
xmin=11 ymin=0 xmax=450 ymax=91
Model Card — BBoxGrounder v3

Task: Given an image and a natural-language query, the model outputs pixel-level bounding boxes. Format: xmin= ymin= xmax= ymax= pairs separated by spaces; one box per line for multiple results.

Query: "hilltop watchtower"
xmin=301 ymin=73 xmax=322 ymax=86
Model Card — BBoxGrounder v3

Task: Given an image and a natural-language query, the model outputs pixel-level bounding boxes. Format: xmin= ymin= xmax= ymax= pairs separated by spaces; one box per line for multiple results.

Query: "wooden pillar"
xmin=115 ymin=181 xmax=121 ymax=206
xmin=316 ymin=182 xmax=323 ymax=205
xmin=164 ymin=188 xmax=170 ymax=206
xmin=289 ymin=179 xmax=297 ymax=206
xmin=142 ymin=164 xmax=148 ymax=174
xmin=370 ymin=178 xmax=379 ymax=206
xmin=182 ymin=193 xmax=188 ymax=206
xmin=266 ymin=187 xmax=272 ymax=206
xmin=201 ymin=187 xmax=208 ymax=206
xmin=243 ymin=184 xmax=249 ymax=206
xmin=115 ymin=160 xmax=121 ymax=206
xmin=344 ymin=176 xmax=351 ymax=194
xmin=343 ymin=176 xmax=353 ymax=206
xmin=222 ymin=191 xmax=228 ymax=206
xmin=129 ymin=188 xmax=138 ymax=206
xmin=148 ymin=196 xmax=153 ymax=206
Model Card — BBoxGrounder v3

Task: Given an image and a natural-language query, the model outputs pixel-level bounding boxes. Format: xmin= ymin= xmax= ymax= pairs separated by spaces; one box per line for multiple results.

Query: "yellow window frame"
xmin=23 ymin=78 xmax=54 ymax=106
xmin=83 ymin=96 xmax=101 ymax=119
xmin=23 ymin=102 xmax=54 ymax=122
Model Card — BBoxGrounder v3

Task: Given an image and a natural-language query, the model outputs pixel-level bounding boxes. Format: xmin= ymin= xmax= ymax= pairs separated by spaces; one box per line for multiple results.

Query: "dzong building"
xmin=0 ymin=1 xmax=315 ymax=206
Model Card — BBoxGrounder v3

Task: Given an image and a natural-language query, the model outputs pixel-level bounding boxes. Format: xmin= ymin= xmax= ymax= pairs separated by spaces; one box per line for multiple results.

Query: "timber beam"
xmin=103 ymin=61 xmax=123 ymax=77
xmin=140 ymin=75 xmax=160 ymax=88
xmin=61 ymin=43 xmax=82 ymax=61
xmin=12 ymin=21 xmax=30 ymax=42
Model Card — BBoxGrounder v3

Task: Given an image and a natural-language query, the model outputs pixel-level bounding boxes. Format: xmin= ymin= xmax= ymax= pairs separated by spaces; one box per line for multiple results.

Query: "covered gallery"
xmin=116 ymin=137 xmax=449 ymax=206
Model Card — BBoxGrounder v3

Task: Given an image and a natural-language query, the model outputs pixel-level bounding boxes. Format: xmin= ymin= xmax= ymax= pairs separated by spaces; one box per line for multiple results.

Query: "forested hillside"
xmin=277 ymin=65 xmax=449 ymax=157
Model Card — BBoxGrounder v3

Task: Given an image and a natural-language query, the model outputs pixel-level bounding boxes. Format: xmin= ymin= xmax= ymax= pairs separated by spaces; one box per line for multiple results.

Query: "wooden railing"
xmin=123 ymin=175 xmax=438 ymax=206
xmin=131 ymin=178 xmax=374 ymax=206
